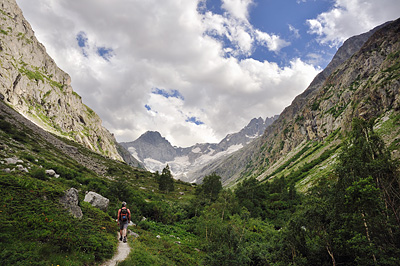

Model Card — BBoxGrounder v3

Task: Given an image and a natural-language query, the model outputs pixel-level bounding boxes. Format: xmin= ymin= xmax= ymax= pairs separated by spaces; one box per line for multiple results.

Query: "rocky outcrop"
xmin=0 ymin=0 xmax=122 ymax=161
xmin=59 ymin=188 xmax=83 ymax=219
xmin=84 ymin=191 xmax=110 ymax=212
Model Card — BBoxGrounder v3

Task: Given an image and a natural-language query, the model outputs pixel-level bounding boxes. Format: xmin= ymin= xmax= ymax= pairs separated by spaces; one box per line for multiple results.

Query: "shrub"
xmin=30 ymin=167 xmax=49 ymax=180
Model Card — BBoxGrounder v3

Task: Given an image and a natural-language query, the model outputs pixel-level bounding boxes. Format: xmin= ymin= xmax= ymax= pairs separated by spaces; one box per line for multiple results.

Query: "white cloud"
xmin=202 ymin=3 xmax=289 ymax=57
xmin=16 ymin=0 xmax=319 ymax=147
xmin=255 ymin=30 xmax=291 ymax=53
xmin=221 ymin=0 xmax=254 ymax=21
xmin=307 ymin=0 xmax=400 ymax=46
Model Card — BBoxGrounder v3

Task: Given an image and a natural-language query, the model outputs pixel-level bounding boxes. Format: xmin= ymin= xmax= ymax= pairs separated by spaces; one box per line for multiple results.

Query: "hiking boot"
xmin=119 ymin=236 xmax=122 ymax=241
xmin=123 ymin=236 xmax=127 ymax=243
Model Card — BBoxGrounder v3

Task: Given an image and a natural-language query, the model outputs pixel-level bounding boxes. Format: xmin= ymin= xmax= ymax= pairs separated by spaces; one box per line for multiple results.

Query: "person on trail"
xmin=117 ymin=201 xmax=131 ymax=243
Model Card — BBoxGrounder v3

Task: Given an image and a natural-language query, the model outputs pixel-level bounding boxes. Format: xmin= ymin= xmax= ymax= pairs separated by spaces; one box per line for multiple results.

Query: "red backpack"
xmin=120 ymin=207 xmax=129 ymax=222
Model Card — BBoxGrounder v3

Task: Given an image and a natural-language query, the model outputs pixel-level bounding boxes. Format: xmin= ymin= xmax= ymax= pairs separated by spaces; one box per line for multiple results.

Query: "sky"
xmin=16 ymin=0 xmax=400 ymax=147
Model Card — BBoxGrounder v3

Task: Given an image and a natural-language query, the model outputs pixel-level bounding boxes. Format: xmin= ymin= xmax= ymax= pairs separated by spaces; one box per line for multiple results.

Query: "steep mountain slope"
xmin=0 ymin=95 xmax=198 ymax=265
xmin=0 ymin=0 xmax=123 ymax=160
xmin=201 ymin=19 xmax=400 ymax=187
xmin=121 ymin=116 xmax=278 ymax=182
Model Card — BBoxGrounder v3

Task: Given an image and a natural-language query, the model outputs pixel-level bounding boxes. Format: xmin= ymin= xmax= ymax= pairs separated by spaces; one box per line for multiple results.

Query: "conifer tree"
xmin=158 ymin=164 xmax=174 ymax=193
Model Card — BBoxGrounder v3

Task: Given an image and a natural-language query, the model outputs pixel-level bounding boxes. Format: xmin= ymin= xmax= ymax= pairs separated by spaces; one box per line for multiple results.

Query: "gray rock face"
xmin=216 ymin=116 xmax=278 ymax=151
xmin=84 ymin=191 xmax=110 ymax=212
xmin=59 ymin=188 xmax=83 ymax=219
xmin=0 ymin=0 xmax=122 ymax=161
xmin=127 ymin=131 xmax=178 ymax=163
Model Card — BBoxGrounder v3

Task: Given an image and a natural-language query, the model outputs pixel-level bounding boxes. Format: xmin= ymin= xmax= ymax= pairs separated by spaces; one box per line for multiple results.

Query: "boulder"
xmin=16 ymin=165 xmax=28 ymax=173
xmin=45 ymin=169 xmax=56 ymax=176
xmin=59 ymin=188 xmax=83 ymax=219
xmin=128 ymin=229 xmax=139 ymax=238
xmin=84 ymin=191 xmax=109 ymax=212
xmin=5 ymin=157 xmax=23 ymax=164
xmin=3 ymin=168 xmax=11 ymax=173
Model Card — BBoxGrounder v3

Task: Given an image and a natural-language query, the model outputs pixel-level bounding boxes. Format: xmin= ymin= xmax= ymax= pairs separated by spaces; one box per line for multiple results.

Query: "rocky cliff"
xmin=120 ymin=116 xmax=278 ymax=182
xmin=0 ymin=0 xmax=123 ymax=160
xmin=201 ymin=19 xmax=400 ymax=186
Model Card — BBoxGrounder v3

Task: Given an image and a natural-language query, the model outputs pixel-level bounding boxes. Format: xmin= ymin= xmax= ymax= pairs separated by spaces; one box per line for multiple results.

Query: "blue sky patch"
xmin=144 ymin=104 xmax=151 ymax=111
xmin=76 ymin=31 xmax=88 ymax=48
xmin=76 ymin=31 xmax=89 ymax=57
xmin=186 ymin=116 xmax=204 ymax=125
xmin=151 ymin=88 xmax=184 ymax=100
xmin=76 ymin=31 xmax=114 ymax=61
xmin=97 ymin=46 xmax=114 ymax=61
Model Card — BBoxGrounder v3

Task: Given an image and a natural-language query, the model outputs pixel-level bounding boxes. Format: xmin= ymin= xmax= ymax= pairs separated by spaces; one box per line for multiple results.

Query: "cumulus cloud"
xmin=16 ymin=0 xmax=319 ymax=147
xmin=221 ymin=0 xmax=254 ymax=21
xmin=201 ymin=1 xmax=289 ymax=57
xmin=255 ymin=30 xmax=290 ymax=53
xmin=307 ymin=0 xmax=400 ymax=46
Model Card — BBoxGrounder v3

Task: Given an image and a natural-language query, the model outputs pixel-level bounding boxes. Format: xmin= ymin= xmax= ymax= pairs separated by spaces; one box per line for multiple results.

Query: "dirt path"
xmin=100 ymin=238 xmax=131 ymax=266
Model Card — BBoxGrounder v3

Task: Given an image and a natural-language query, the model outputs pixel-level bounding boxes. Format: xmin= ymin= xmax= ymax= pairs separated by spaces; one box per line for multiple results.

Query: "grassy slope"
xmin=247 ymin=109 xmax=400 ymax=193
xmin=0 ymin=101 xmax=201 ymax=265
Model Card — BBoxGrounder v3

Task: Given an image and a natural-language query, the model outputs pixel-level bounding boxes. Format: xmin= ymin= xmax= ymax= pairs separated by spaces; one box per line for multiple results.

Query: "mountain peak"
xmin=138 ymin=131 xmax=167 ymax=144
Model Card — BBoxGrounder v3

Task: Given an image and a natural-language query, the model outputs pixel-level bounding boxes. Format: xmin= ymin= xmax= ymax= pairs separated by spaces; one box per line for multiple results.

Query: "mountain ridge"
xmin=120 ymin=115 xmax=278 ymax=181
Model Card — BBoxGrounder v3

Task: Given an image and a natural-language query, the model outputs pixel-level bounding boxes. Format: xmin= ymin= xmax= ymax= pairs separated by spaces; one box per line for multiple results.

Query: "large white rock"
xmin=45 ymin=169 xmax=56 ymax=176
xmin=84 ymin=191 xmax=110 ymax=212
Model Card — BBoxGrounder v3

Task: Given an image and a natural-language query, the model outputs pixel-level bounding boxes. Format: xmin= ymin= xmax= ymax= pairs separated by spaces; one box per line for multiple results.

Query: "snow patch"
xmin=143 ymin=158 xmax=165 ymax=173
xmin=245 ymin=134 xmax=259 ymax=139
xmin=193 ymin=144 xmax=243 ymax=166
xmin=226 ymin=144 xmax=243 ymax=153
xmin=191 ymin=147 xmax=201 ymax=153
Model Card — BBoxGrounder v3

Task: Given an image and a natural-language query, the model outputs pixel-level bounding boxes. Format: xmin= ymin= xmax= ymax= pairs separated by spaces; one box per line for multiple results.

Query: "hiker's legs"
xmin=119 ymin=223 xmax=124 ymax=240
xmin=122 ymin=223 xmax=129 ymax=242
xmin=123 ymin=222 xmax=129 ymax=236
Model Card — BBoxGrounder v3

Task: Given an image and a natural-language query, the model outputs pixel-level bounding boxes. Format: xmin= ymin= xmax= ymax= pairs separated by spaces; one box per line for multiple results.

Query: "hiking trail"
xmin=100 ymin=237 xmax=131 ymax=266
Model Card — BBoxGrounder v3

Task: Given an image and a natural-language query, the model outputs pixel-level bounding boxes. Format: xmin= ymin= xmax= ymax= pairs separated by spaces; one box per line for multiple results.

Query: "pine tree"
xmin=158 ymin=164 xmax=174 ymax=193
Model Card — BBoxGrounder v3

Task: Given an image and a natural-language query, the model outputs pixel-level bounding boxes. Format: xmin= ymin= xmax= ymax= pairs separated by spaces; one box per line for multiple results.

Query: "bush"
xmin=30 ymin=167 xmax=49 ymax=180
xmin=21 ymin=152 xmax=36 ymax=162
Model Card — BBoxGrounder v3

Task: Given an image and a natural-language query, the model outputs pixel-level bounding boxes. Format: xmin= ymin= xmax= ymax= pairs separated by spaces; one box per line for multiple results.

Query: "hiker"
xmin=117 ymin=201 xmax=131 ymax=243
